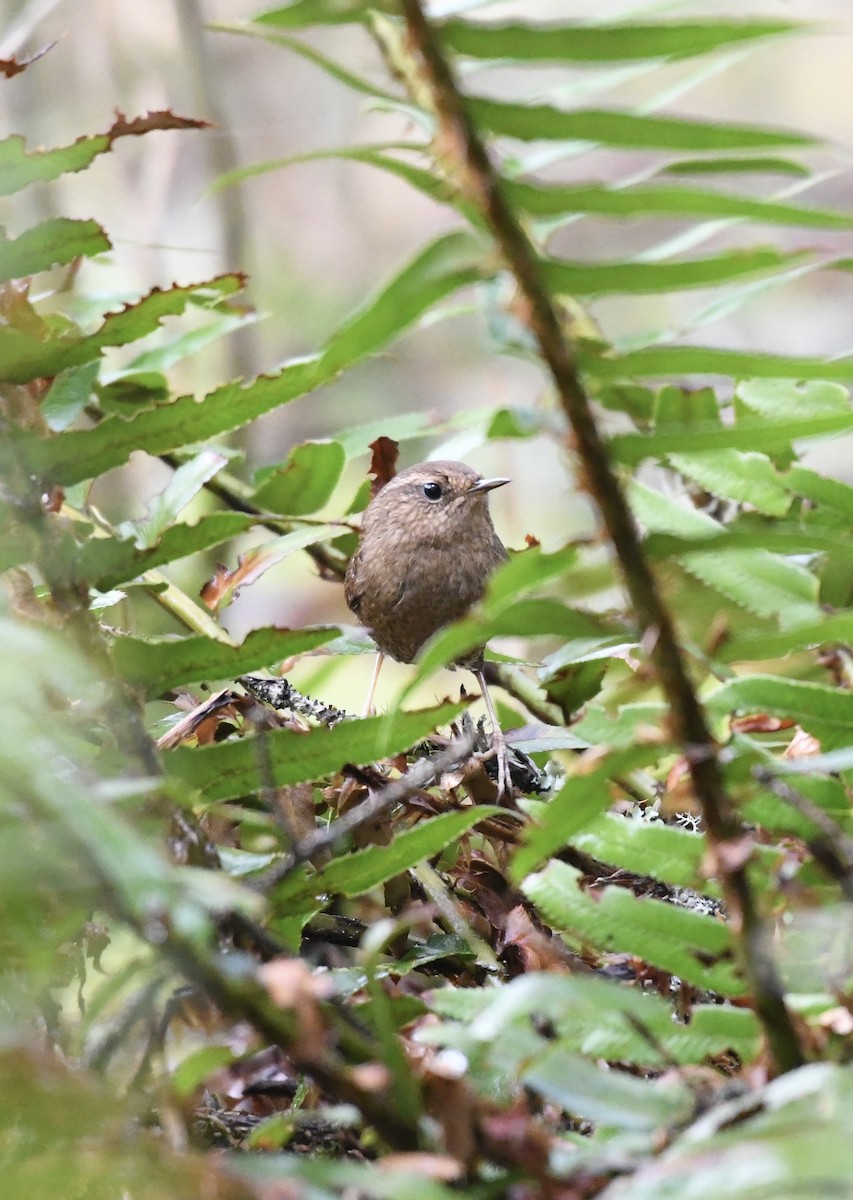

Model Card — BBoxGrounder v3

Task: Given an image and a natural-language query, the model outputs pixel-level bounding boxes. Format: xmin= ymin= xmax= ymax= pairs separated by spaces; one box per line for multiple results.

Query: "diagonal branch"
xmin=398 ymin=0 xmax=804 ymax=1074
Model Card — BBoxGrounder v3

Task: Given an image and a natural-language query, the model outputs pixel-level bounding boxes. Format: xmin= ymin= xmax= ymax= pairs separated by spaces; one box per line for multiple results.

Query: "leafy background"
xmin=4 ymin=2 xmax=853 ymax=1198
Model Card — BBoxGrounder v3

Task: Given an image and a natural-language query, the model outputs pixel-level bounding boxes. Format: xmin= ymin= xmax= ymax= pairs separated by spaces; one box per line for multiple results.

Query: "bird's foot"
xmin=476 ymin=728 xmax=514 ymax=804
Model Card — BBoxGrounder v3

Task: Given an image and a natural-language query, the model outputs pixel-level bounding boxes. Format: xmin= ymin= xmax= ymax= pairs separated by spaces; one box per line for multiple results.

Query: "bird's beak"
xmin=467 ymin=476 xmax=510 ymax=496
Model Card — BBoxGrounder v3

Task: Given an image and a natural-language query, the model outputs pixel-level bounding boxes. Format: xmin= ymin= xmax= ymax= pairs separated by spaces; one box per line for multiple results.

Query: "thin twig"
xmin=754 ymin=767 xmax=853 ymax=902
xmin=398 ymin=0 xmax=804 ymax=1073
xmin=159 ymin=451 xmax=348 ymax=579
xmin=256 ymin=730 xmax=477 ymax=889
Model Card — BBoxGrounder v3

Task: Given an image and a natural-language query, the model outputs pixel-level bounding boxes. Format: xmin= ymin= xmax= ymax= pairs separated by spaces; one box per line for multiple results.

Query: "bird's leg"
xmin=473 ymin=666 xmax=512 ymax=802
xmin=362 ymin=651 xmax=385 ymax=717
xmin=335 ymin=653 xmax=387 ymax=812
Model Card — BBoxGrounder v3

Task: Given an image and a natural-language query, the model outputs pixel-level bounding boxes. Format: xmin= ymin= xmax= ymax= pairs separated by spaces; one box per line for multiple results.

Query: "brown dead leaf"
xmin=501 ymin=906 xmax=571 ymax=974
xmin=664 ymin=755 xmax=694 ymax=806
xmin=44 ymin=485 xmax=64 ymax=513
xmin=200 ymin=562 xmax=232 ymax=610
xmin=704 ymin=612 xmax=731 ymax=656
xmin=0 ymin=278 xmax=46 ymax=336
xmin=258 ymin=959 xmax=333 ymax=1063
xmin=200 ymin=546 xmax=272 ymax=610
xmin=419 ymin=1048 xmax=476 ymax=1165
xmin=784 ymin=726 xmax=822 ymax=759
xmin=201 ymin=524 xmax=335 ymax=610
xmin=273 ymin=783 xmax=321 ymax=855
xmin=572 ymin=745 xmax=613 ymax=776
xmin=480 ymin=1102 xmax=556 ymax=1179
xmin=171 ymin=987 xmax=221 ymax=1034
xmin=106 ymin=108 xmax=211 ymax=146
xmin=703 ymin=835 xmax=755 ymax=888
xmin=349 ymin=1062 xmax=392 ymax=1092
xmin=731 ymin=714 xmax=796 ymax=734
xmin=367 ymin=436 xmax=399 ymax=498
xmin=0 ymin=41 xmax=58 ymax=77
xmin=818 ymin=1006 xmax=853 ymax=1035
xmin=378 ymin=1154 xmax=463 ymax=1181
xmin=156 ymin=689 xmax=247 ymax=750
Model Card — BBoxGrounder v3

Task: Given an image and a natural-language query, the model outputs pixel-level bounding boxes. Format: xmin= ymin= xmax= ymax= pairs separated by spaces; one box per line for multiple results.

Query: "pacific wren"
xmin=345 ymin=460 xmax=512 ymax=795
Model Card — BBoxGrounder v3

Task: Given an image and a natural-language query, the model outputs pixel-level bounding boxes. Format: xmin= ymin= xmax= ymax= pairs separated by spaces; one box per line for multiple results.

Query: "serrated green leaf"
xmin=644 ymin=522 xmax=848 ymax=561
xmin=582 ymin=345 xmax=853 ymax=382
xmin=571 ymin=812 xmax=782 ymax=896
xmin=315 ymin=230 xmax=490 ymax=376
xmin=719 ymin=611 xmax=853 ymax=663
xmin=276 ymin=806 xmax=502 ymax=905
xmin=456 ymin=972 xmax=759 ymax=1066
xmin=611 ymin=413 xmax=853 ymax=465
xmin=24 ymin=365 xmax=320 ymax=487
xmin=253 ymin=0 xmax=388 ymax=28
xmin=0 ymin=131 xmax=111 ymax=195
xmin=413 ymin=598 xmax=610 ymax=682
xmin=0 ymin=275 xmax=244 ymax=386
xmin=164 ymin=700 xmax=465 ymax=801
xmin=668 ymin=450 xmax=790 ymax=516
xmin=523 ymin=860 xmax=744 ymax=995
xmin=468 ymin=98 xmax=813 ymax=151
xmin=0 ymin=115 xmax=207 ymax=195
xmin=131 ymin=450 xmax=227 ymax=548
xmin=75 ymin=512 xmax=256 ymax=591
xmin=784 ymin=466 xmax=853 ymax=517
xmin=686 ymin=549 xmax=818 ymax=622
xmin=663 ymin=155 xmax=809 ymax=178
xmin=111 ymin=626 xmax=337 ymax=696
xmin=507 ymin=178 xmax=849 ymax=228
xmin=172 ymin=1045 xmax=236 ymax=1097
xmin=524 ymin=1043 xmax=693 ymax=1130
xmin=0 ymin=218 xmax=110 ymax=282
xmin=602 ymin=1064 xmax=853 ymax=1200
xmin=442 ymin=17 xmax=800 ymax=64
xmin=708 ymin=675 xmax=853 ymax=735
xmin=123 ymin=309 xmax=256 ymax=374
xmin=570 ymin=702 xmax=668 ymax=748
xmin=511 ymin=745 xmax=663 ymax=882
xmin=24 ymin=234 xmax=490 ymax=486
xmin=741 ymin=769 xmax=852 ymax=839
xmin=629 ymin=480 xmax=819 ymax=621
xmin=42 ymin=362 xmax=101 ymax=432
xmin=253 ymin=441 xmax=346 ymax=515
xmin=542 ymin=247 xmax=803 ymax=298
xmin=204 ymin=525 xmax=340 ymax=610
xmin=737 ymin=378 xmax=851 ymax=419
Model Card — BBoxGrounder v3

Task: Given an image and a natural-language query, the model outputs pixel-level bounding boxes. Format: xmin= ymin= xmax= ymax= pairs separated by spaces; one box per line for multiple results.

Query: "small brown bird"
xmin=345 ymin=460 xmax=512 ymax=796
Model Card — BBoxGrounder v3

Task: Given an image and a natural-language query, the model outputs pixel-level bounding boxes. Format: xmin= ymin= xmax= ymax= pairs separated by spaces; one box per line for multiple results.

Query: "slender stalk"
xmin=398 ymin=0 xmax=804 ymax=1073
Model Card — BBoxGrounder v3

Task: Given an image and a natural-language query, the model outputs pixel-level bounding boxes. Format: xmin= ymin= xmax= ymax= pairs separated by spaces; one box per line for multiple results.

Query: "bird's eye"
xmin=422 ymin=481 xmax=443 ymax=501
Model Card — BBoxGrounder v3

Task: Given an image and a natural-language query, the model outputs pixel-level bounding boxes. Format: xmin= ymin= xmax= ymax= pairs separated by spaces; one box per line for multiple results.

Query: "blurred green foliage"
xmin=3 ymin=5 xmax=853 ymax=1198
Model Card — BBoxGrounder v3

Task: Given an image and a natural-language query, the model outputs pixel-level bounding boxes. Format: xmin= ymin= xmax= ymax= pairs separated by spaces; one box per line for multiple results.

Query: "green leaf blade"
xmin=523 ymin=860 xmax=744 ymax=995
xmin=164 ymin=700 xmax=466 ymax=800
xmin=111 ymin=626 xmax=338 ymax=696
